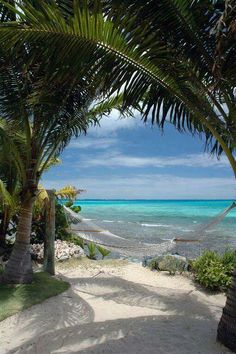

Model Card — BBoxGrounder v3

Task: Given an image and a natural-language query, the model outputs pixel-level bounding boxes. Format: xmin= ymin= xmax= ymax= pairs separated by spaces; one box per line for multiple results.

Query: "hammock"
xmin=63 ymin=202 xmax=236 ymax=257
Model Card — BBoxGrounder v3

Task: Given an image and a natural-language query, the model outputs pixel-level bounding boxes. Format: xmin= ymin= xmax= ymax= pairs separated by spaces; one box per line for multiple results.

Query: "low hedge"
xmin=192 ymin=250 xmax=235 ymax=291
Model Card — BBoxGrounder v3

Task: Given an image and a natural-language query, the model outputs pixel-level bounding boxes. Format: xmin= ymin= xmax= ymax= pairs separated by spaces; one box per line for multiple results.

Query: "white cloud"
xmin=79 ymin=152 xmax=229 ymax=169
xmin=88 ymin=109 xmax=141 ymax=137
xmin=42 ymin=173 xmax=235 ymax=199
xmin=70 ymin=137 xmax=118 ymax=149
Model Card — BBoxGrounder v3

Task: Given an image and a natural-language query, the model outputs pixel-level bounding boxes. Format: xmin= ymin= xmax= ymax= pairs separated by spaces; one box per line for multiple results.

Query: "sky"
xmin=42 ymin=110 xmax=235 ymax=199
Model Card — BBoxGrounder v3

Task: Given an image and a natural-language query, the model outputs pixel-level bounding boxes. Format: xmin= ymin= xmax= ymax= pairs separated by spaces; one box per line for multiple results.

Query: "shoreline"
xmin=0 ymin=258 xmax=230 ymax=354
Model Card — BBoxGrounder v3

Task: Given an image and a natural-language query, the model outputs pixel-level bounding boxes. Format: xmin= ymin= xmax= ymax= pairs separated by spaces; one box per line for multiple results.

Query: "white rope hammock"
xmin=63 ymin=202 xmax=236 ymax=257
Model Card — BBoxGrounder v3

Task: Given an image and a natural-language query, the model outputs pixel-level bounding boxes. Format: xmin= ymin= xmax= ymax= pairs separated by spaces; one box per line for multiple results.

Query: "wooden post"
xmin=43 ymin=190 xmax=55 ymax=275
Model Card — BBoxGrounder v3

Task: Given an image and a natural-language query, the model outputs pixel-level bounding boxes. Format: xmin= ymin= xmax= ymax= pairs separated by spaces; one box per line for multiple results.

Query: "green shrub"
xmin=96 ymin=245 xmax=111 ymax=259
xmin=87 ymin=242 xmax=97 ymax=259
xmin=147 ymin=258 xmax=159 ymax=270
xmin=222 ymin=249 xmax=236 ymax=272
xmin=70 ymin=205 xmax=81 ymax=213
xmin=192 ymin=250 xmax=235 ymax=291
xmin=31 ymin=201 xmax=70 ymax=244
xmin=65 ymin=200 xmax=73 ymax=208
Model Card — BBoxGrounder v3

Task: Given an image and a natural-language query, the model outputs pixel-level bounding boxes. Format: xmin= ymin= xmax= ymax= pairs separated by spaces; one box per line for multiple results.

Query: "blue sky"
xmin=42 ymin=110 xmax=235 ymax=199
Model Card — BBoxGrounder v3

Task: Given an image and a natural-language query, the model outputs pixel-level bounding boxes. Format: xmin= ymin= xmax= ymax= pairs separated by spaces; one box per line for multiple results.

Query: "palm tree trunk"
xmin=0 ymin=229 xmax=6 ymax=248
xmin=217 ymin=257 xmax=236 ymax=352
xmin=216 ymin=148 xmax=236 ymax=352
xmin=3 ymin=197 xmax=34 ymax=284
xmin=0 ymin=208 xmax=10 ymax=248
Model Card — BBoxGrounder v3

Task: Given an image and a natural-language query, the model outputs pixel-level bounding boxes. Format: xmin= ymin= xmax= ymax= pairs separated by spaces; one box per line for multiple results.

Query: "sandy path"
xmin=0 ymin=260 xmax=232 ymax=354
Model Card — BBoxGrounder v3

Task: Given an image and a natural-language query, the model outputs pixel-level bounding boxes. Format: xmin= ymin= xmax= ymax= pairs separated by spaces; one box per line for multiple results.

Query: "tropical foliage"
xmin=1 ymin=0 xmax=235 ymax=169
xmin=0 ymin=33 xmax=125 ymax=283
xmin=193 ymin=250 xmax=236 ymax=291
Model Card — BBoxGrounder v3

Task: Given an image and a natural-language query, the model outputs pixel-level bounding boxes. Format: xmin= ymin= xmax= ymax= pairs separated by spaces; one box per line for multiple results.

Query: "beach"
xmin=0 ymin=259 xmax=231 ymax=354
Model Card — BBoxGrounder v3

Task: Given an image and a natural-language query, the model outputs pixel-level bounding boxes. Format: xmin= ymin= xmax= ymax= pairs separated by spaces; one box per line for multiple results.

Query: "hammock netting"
xmin=64 ymin=202 xmax=236 ymax=257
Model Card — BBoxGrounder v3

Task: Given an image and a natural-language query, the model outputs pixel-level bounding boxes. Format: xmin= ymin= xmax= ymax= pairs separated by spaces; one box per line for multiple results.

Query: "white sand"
xmin=0 ymin=259 xmax=232 ymax=354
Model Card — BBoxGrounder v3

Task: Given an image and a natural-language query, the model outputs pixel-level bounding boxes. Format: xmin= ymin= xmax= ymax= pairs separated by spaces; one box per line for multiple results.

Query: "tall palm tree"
xmin=0 ymin=39 xmax=128 ymax=283
xmin=0 ymin=36 xmax=123 ymax=282
xmin=0 ymin=0 xmax=235 ymax=350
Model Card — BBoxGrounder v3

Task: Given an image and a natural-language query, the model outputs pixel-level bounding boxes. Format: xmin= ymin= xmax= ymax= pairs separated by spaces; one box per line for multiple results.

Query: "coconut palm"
xmin=1 ymin=1 xmax=234 ymax=167
xmin=0 ymin=0 xmax=236 ymax=349
xmin=0 ymin=39 xmax=128 ymax=283
xmin=0 ymin=31 xmax=128 ymax=283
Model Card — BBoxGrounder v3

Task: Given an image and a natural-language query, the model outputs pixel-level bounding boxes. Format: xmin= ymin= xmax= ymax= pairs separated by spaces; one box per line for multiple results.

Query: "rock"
xmin=143 ymin=254 xmax=189 ymax=274
xmin=30 ymin=240 xmax=84 ymax=262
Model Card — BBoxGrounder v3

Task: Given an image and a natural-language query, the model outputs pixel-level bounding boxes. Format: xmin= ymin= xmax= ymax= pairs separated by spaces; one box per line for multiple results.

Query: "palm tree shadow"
xmin=1 ymin=279 xmax=95 ymax=347
xmin=70 ymin=273 xmax=223 ymax=320
xmin=9 ymin=315 xmax=225 ymax=354
xmin=3 ymin=272 xmax=227 ymax=354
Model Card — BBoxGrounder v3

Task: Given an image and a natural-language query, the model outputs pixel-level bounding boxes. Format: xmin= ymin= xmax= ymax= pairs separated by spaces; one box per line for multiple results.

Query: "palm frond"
xmin=0 ymin=179 xmax=16 ymax=210
xmin=0 ymin=0 xmax=235 ymax=161
xmin=35 ymin=185 xmax=49 ymax=210
xmin=55 ymin=185 xmax=85 ymax=200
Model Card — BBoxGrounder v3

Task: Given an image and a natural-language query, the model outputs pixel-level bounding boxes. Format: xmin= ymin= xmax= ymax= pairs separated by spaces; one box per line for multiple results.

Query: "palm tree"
xmin=0 ymin=0 xmax=235 ymax=349
xmin=0 ymin=38 xmax=128 ymax=284
xmin=0 ymin=36 xmax=125 ymax=282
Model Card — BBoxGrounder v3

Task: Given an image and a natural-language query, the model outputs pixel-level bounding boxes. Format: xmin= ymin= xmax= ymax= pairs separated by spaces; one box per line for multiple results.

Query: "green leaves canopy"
xmin=0 ymin=0 xmax=235 ymax=165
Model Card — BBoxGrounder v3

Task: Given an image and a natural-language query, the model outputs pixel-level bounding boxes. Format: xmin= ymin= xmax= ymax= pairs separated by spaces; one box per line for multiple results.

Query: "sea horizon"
xmin=69 ymin=199 xmax=236 ymax=258
xmin=76 ymin=198 xmax=235 ymax=201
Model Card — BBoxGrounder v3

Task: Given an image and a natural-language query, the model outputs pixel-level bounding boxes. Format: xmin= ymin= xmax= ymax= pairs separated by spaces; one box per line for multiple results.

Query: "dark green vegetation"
xmin=193 ymin=250 xmax=236 ymax=292
xmin=0 ymin=272 xmax=69 ymax=321
xmin=83 ymin=241 xmax=110 ymax=260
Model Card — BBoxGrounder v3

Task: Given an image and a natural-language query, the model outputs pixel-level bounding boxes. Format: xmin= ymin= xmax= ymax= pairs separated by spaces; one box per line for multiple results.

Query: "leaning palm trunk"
xmin=3 ymin=197 xmax=34 ymax=283
xmin=0 ymin=207 xmax=10 ymax=247
xmin=217 ymin=259 xmax=236 ymax=352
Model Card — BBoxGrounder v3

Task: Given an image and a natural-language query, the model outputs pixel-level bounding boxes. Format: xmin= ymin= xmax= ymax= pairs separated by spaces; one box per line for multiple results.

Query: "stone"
xmin=30 ymin=240 xmax=84 ymax=262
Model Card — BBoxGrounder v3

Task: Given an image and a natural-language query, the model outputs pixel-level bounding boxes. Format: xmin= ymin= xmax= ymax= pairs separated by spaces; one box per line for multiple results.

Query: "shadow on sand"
xmin=4 ymin=272 xmax=228 ymax=354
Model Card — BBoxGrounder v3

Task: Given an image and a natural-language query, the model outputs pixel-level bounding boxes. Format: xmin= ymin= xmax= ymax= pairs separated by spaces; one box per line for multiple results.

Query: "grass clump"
xmin=192 ymin=250 xmax=235 ymax=291
xmin=0 ymin=272 xmax=69 ymax=321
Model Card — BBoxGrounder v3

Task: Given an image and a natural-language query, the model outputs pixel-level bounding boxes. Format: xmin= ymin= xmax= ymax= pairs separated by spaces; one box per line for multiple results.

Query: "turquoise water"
xmin=72 ymin=199 xmax=236 ymax=256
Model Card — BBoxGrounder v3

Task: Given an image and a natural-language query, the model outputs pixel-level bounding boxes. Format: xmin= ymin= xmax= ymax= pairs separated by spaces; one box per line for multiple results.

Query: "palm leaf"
xmin=55 ymin=185 xmax=85 ymax=200
xmin=0 ymin=179 xmax=16 ymax=210
xmin=0 ymin=0 xmax=235 ymax=161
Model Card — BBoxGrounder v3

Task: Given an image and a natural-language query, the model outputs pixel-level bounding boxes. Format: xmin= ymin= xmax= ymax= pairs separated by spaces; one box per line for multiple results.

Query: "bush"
xmin=192 ymin=250 xmax=235 ymax=291
xmin=146 ymin=258 xmax=159 ymax=270
xmin=64 ymin=200 xmax=73 ymax=208
xmin=87 ymin=242 xmax=97 ymax=259
xmin=31 ymin=200 xmax=70 ymax=244
xmin=70 ymin=205 xmax=81 ymax=213
xmin=96 ymin=245 xmax=111 ymax=259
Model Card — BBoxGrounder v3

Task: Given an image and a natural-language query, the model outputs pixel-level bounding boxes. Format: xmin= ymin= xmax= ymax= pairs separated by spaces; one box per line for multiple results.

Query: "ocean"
xmin=72 ymin=199 xmax=236 ymax=258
